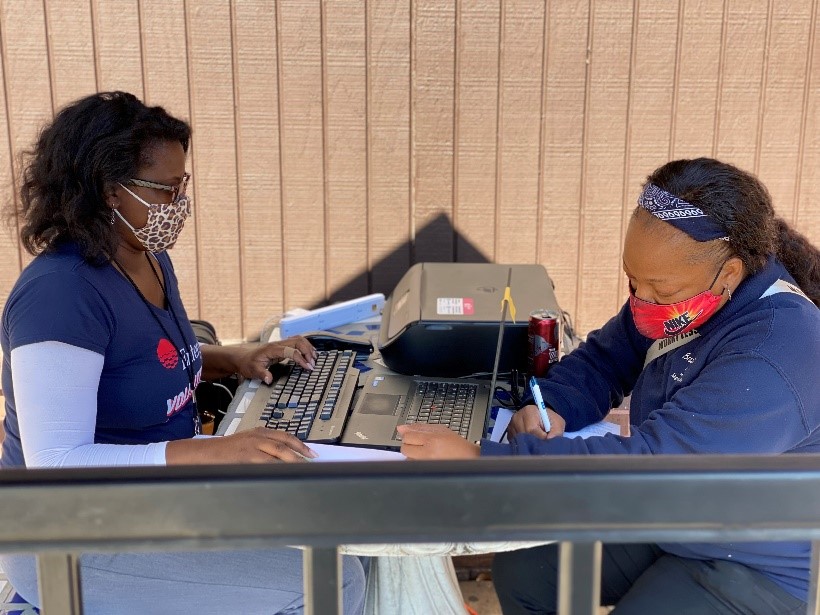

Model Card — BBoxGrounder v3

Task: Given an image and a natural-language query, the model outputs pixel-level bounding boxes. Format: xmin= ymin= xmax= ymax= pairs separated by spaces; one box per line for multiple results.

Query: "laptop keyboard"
xmin=405 ymin=381 xmax=477 ymax=438
xmin=261 ymin=349 xmax=356 ymax=441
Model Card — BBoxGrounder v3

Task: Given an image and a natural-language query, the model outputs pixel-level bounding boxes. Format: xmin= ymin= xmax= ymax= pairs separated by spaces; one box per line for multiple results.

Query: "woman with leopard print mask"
xmin=0 ymin=91 xmax=366 ymax=614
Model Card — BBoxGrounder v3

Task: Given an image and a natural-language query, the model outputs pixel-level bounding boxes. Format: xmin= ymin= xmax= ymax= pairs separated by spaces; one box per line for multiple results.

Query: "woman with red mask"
xmin=399 ymin=158 xmax=820 ymax=614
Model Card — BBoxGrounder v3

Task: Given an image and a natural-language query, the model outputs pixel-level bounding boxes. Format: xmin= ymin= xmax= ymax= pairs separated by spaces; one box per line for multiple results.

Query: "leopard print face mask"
xmin=115 ymin=184 xmax=192 ymax=253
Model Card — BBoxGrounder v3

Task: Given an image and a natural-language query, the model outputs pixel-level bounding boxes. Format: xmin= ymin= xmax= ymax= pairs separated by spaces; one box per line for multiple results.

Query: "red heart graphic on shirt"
xmin=157 ymin=338 xmax=179 ymax=369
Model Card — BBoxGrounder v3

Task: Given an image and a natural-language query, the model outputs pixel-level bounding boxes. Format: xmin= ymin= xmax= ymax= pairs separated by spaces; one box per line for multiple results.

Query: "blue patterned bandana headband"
xmin=638 ymin=183 xmax=730 ymax=242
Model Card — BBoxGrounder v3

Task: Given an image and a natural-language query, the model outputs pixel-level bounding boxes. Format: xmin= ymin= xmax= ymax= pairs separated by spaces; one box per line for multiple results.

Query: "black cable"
xmin=492 ymin=386 xmax=517 ymax=409
xmin=508 ymin=368 xmax=523 ymax=407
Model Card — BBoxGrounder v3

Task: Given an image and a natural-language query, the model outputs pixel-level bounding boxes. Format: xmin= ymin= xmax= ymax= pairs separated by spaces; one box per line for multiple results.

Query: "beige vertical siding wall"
xmin=0 ymin=0 xmax=818 ymax=341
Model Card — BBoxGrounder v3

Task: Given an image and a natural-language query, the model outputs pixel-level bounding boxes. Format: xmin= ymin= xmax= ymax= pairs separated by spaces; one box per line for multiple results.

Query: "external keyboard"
xmin=259 ymin=349 xmax=359 ymax=442
xmin=404 ymin=381 xmax=477 ymax=438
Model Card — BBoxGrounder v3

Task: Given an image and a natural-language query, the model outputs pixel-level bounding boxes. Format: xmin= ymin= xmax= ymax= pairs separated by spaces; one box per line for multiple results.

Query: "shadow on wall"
xmin=321 ymin=213 xmax=491 ymax=308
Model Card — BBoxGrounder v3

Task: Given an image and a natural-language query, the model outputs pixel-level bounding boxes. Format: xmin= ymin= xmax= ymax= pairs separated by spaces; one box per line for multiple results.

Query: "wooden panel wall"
xmin=0 ymin=0 xmax=818 ymax=341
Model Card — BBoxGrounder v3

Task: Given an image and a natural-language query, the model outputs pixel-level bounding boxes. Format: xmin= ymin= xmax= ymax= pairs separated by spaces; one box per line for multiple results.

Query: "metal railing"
xmin=2 ymin=455 xmax=820 ymax=615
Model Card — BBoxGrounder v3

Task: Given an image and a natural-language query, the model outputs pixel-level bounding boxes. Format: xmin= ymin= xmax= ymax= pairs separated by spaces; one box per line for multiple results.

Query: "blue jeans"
xmin=1 ymin=548 xmax=365 ymax=615
xmin=492 ymin=543 xmax=806 ymax=615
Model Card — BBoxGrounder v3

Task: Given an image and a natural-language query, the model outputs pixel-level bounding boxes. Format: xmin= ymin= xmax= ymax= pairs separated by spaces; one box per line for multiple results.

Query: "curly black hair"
xmin=11 ymin=91 xmax=191 ymax=264
xmin=645 ymin=157 xmax=820 ymax=307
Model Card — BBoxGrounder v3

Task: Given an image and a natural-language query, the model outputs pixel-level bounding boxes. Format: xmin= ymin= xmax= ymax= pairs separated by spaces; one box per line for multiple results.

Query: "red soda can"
xmin=528 ymin=309 xmax=560 ymax=377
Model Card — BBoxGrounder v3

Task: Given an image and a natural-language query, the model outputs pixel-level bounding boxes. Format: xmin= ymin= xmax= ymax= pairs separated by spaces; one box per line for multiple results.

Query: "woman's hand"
xmin=397 ymin=424 xmax=480 ymax=460
xmin=166 ymin=427 xmax=318 ymax=464
xmin=235 ymin=337 xmax=318 ymax=384
xmin=200 ymin=337 xmax=317 ymax=383
xmin=507 ymin=404 xmax=566 ymax=440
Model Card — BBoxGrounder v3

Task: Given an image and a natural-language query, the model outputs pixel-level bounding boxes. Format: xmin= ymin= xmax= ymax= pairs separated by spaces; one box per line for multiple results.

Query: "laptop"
xmin=227 ymin=271 xmax=512 ymax=450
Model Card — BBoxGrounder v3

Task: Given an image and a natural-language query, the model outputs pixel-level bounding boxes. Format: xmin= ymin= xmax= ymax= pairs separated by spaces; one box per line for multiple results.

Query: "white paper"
xmin=305 ymin=442 xmax=406 ymax=462
xmin=565 ymin=420 xmax=620 ymax=439
xmin=489 ymin=407 xmax=621 ymax=443
xmin=490 ymin=408 xmax=515 ymax=442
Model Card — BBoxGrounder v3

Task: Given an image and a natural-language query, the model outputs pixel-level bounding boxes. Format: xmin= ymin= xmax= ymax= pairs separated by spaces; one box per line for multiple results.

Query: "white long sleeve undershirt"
xmin=10 ymin=340 xmax=168 ymax=467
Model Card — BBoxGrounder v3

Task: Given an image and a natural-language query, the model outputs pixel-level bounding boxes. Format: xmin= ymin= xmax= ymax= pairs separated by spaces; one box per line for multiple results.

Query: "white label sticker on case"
xmin=436 ymin=297 xmax=475 ymax=315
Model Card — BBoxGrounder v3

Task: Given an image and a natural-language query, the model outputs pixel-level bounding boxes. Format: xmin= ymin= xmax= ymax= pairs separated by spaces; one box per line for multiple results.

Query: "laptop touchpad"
xmin=359 ymin=394 xmax=401 ymax=416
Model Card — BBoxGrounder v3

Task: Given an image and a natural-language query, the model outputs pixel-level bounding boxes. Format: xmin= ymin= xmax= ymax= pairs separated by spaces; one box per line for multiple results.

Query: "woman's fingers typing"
xmin=278 ymin=337 xmax=316 ymax=371
xmin=210 ymin=428 xmax=318 ymax=463
xmin=248 ymin=337 xmax=317 ymax=383
xmin=254 ymin=428 xmax=317 ymax=461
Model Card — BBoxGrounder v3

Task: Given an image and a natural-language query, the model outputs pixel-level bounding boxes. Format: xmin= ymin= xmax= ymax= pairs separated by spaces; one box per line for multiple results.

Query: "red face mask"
xmin=629 ymin=265 xmax=726 ymax=339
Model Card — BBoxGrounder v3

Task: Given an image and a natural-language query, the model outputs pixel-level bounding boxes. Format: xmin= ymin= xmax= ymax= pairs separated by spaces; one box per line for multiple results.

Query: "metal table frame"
xmin=3 ymin=455 xmax=820 ymax=614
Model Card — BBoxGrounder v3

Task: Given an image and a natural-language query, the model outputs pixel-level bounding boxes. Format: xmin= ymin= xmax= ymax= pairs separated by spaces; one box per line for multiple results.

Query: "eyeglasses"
xmin=127 ymin=172 xmax=190 ymax=203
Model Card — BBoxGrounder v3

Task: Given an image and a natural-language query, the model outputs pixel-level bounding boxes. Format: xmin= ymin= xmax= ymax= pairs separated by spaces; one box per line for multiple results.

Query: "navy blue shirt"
xmin=482 ymin=256 xmax=820 ymax=600
xmin=1 ymin=243 xmax=202 ymax=468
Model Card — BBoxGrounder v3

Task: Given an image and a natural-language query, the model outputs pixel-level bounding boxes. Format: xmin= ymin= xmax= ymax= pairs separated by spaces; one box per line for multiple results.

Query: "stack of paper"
xmin=489 ymin=407 xmax=621 ymax=443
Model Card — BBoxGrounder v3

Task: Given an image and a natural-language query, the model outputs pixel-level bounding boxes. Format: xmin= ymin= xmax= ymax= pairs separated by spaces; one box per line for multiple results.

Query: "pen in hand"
xmin=529 ymin=376 xmax=551 ymax=433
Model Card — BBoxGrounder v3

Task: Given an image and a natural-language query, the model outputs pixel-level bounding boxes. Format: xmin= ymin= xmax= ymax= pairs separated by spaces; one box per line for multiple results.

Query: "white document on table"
xmin=305 ymin=443 xmax=406 ymax=462
xmin=489 ymin=407 xmax=621 ymax=443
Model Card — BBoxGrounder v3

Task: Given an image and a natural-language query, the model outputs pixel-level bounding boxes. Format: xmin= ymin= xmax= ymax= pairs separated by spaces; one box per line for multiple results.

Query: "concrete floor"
xmin=460 ymin=579 xmax=615 ymax=615
xmin=460 ymin=578 xmax=503 ymax=614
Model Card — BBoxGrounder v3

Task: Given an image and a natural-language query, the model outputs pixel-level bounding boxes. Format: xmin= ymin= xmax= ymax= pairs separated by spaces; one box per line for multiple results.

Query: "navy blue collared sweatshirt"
xmin=481 ymin=256 xmax=820 ymax=601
